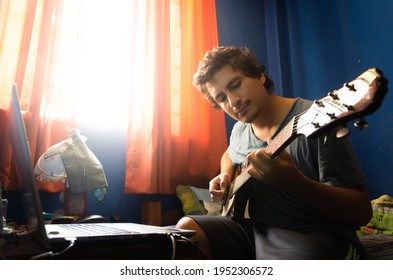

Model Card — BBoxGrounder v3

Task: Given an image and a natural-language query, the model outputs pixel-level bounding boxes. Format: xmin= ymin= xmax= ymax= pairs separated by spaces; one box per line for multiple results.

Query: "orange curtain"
xmin=124 ymin=0 xmax=228 ymax=194
xmin=0 ymin=0 xmax=74 ymax=192
xmin=0 ymin=0 xmax=227 ymax=195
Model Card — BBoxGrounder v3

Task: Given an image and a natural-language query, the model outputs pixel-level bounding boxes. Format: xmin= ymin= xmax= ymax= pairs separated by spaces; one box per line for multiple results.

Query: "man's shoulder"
xmin=232 ymin=121 xmax=251 ymax=133
xmin=293 ymin=97 xmax=313 ymax=112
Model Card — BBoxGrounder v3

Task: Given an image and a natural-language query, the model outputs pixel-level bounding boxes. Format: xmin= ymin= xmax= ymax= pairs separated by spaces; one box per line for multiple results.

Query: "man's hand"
xmin=209 ymin=173 xmax=231 ymax=202
xmin=246 ymin=148 xmax=302 ymax=187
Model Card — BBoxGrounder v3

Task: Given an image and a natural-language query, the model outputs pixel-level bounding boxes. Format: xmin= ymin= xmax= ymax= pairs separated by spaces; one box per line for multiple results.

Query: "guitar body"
xmin=222 ymin=176 xmax=255 ymax=218
xmin=221 ymin=68 xmax=388 ymax=218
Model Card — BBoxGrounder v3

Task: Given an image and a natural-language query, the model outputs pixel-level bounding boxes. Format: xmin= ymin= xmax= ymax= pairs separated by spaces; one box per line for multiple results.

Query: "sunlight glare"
xmin=58 ymin=0 xmax=133 ymax=127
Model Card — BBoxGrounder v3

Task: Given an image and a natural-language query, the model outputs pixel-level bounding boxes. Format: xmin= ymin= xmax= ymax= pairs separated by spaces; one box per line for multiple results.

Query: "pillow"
xmin=358 ymin=194 xmax=393 ymax=235
xmin=176 ymin=185 xmax=207 ymax=215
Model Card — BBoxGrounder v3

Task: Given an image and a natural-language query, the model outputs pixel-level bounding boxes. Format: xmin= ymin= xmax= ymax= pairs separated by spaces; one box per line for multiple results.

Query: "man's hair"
xmin=193 ymin=46 xmax=274 ymax=110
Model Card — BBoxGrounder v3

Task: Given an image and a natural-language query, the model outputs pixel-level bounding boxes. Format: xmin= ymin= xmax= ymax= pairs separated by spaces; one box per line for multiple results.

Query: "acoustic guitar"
xmin=221 ymin=68 xmax=388 ymax=218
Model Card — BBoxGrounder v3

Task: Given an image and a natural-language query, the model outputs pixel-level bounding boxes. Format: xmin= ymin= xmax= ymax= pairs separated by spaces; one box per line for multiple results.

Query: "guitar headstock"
xmin=296 ymin=68 xmax=388 ymax=138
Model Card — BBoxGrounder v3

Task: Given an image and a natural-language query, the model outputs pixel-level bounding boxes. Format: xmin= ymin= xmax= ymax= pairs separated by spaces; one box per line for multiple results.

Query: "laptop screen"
xmin=8 ymin=84 xmax=49 ymax=248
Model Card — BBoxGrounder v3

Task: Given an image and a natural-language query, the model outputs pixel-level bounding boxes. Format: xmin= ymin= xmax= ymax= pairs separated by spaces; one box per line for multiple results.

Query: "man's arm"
xmin=209 ymin=150 xmax=236 ymax=202
xmin=246 ymin=148 xmax=372 ymax=226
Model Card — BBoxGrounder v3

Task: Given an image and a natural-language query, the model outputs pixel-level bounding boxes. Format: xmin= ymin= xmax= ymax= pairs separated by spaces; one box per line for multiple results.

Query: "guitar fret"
xmin=265 ymin=117 xmax=297 ymax=158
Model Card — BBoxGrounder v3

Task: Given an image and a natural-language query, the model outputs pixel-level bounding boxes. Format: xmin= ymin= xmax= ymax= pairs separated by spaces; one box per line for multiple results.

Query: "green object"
xmin=358 ymin=194 xmax=393 ymax=235
xmin=176 ymin=185 xmax=207 ymax=215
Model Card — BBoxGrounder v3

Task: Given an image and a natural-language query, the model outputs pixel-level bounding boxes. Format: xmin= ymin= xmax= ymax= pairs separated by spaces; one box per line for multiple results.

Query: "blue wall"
xmin=79 ymin=123 xmax=182 ymax=223
xmin=284 ymin=0 xmax=393 ymax=199
xmin=215 ymin=0 xmax=393 ymax=199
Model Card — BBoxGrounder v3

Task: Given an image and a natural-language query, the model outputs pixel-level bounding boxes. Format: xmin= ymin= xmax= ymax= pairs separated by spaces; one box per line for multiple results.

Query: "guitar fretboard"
xmin=228 ymin=114 xmax=301 ymax=197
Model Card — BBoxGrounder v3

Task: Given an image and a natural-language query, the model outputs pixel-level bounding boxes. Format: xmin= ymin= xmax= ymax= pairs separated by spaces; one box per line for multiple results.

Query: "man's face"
xmin=206 ymin=66 xmax=267 ymax=123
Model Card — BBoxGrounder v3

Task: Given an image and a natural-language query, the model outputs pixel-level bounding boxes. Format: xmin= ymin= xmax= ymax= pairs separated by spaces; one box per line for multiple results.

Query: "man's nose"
xmin=227 ymin=91 xmax=241 ymax=107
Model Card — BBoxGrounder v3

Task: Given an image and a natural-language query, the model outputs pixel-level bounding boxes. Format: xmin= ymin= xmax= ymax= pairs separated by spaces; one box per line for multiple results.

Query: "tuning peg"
xmin=354 ymin=118 xmax=368 ymax=129
xmin=329 ymin=91 xmax=339 ymax=100
xmin=327 ymin=112 xmax=336 ymax=119
xmin=315 ymin=100 xmax=325 ymax=107
xmin=343 ymin=104 xmax=355 ymax=111
xmin=344 ymin=82 xmax=357 ymax=92
xmin=336 ymin=127 xmax=351 ymax=138
xmin=311 ymin=122 xmax=320 ymax=128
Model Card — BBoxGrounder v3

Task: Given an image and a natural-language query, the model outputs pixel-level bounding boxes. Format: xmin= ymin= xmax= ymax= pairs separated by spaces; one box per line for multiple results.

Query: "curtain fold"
xmin=124 ymin=0 xmax=227 ymax=194
xmin=0 ymin=0 xmax=74 ymax=192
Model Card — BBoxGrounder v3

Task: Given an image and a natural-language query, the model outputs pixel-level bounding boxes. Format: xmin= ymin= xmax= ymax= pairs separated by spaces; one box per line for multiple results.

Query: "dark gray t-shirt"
xmin=227 ymin=98 xmax=366 ymax=242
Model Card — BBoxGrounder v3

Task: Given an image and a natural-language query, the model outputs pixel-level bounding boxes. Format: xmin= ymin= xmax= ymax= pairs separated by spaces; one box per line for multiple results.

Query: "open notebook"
xmin=8 ymin=83 xmax=194 ymax=254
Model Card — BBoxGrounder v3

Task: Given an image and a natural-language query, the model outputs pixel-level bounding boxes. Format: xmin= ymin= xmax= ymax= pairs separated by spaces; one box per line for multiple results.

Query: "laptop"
xmin=8 ymin=83 xmax=194 ymax=253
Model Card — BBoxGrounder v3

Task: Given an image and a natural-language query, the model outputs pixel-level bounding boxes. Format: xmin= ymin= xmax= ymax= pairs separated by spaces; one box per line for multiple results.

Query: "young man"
xmin=176 ymin=46 xmax=372 ymax=259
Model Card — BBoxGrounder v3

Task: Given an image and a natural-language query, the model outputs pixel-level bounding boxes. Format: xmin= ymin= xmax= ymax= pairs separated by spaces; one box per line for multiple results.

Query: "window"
xmin=0 ymin=0 xmax=181 ymax=129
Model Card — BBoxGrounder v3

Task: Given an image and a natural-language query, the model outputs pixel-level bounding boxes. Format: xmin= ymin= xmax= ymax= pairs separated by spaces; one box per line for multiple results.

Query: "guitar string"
xmin=223 ymin=109 xmax=310 ymax=213
xmin=229 ymin=110 xmax=307 ymax=188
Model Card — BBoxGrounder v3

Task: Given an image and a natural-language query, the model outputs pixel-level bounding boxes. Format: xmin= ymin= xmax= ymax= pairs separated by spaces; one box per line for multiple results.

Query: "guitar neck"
xmin=265 ymin=117 xmax=298 ymax=158
xmin=230 ymin=117 xmax=298 ymax=195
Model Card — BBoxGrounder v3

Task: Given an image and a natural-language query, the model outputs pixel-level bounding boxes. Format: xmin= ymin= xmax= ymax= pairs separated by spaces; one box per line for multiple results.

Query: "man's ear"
xmin=259 ymin=74 xmax=266 ymax=86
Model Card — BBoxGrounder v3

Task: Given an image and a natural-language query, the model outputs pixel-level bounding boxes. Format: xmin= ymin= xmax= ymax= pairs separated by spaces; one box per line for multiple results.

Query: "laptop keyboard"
xmin=57 ymin=223 xmax=136 ymax=235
